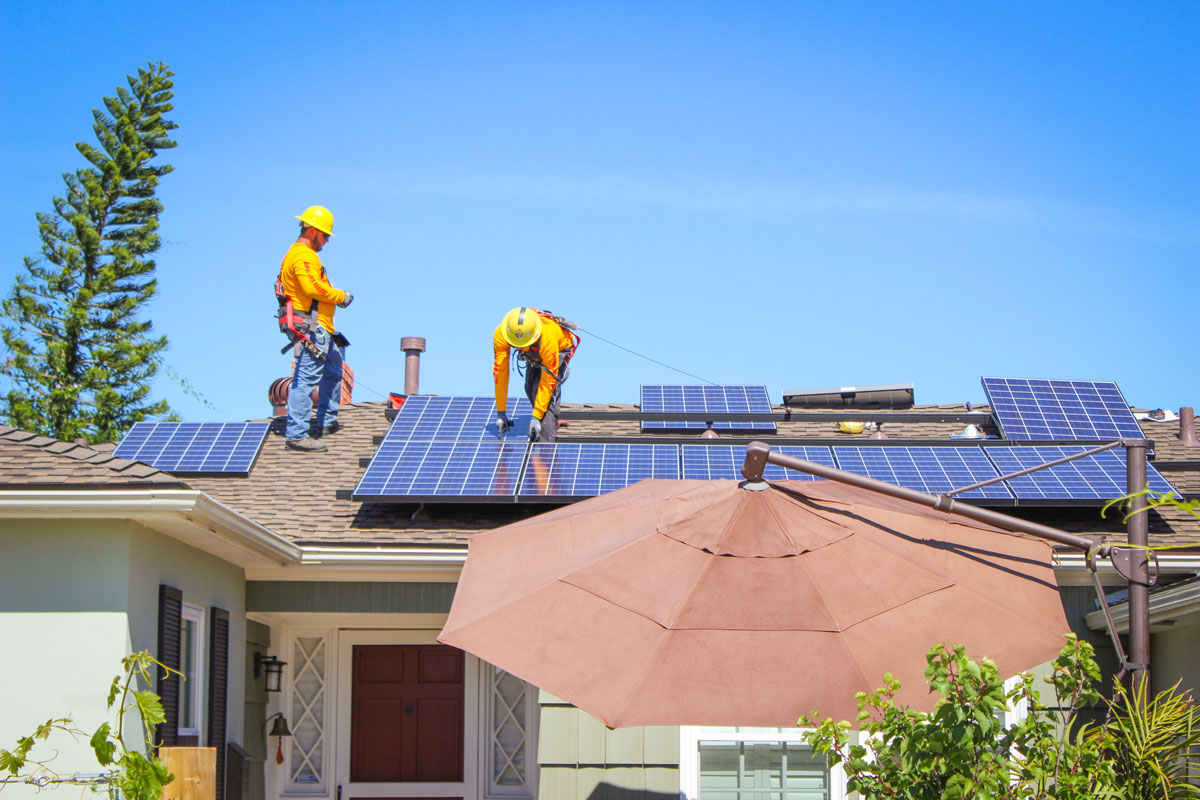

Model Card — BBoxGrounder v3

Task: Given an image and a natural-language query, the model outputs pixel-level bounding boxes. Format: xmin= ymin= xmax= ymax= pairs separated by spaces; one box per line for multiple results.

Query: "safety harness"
xmin=275 ymin=277 xmax=326 ymax=362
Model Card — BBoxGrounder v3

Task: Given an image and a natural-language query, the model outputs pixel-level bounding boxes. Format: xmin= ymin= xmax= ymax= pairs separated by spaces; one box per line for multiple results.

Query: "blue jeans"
xmin=285 ymin=327 xmax=344 ymax=441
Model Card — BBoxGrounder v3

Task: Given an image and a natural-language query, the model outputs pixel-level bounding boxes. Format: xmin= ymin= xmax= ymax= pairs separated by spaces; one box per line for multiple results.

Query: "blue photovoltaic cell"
xmin=113 ymin=421 xmax=270 ymax=475
xmin=641 ymin=385 xmax=777 ymax=432
xmin=984 ymin=446 xmax=1178 ymax=501
xmin=354 ymin=439 xmax=527 ymax=499
xmin=982 ymin=377 xmax=1145 ymax=441
xmin=832 ymin=447 xmax=1013 ymax=500
xmin=681 ymin=445 xmax=835 ymax=482
xmin=518 ymin=443 xmax=680 ymax=498
xmin=388 ymin=395 xmax=535 ymax=441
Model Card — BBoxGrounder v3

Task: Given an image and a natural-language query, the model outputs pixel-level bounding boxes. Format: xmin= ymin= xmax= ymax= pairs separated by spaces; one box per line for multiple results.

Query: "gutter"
xmin=1083 ymin=577 xmax=1200 ymax=632
xmin=1053 ymin=552 xmax=1200 ymax=585
xmin=297 ymin=545 xmax=468 ymax=567
xmin=0 ymin=489 xmax=301 ymax=565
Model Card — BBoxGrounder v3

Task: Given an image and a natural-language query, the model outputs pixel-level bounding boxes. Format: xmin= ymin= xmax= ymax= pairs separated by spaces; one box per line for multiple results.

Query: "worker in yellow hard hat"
xmin=279 ymin=206 xmax=353 ymax=453
xmin=493 ymin=307 xmax=580 ymax=442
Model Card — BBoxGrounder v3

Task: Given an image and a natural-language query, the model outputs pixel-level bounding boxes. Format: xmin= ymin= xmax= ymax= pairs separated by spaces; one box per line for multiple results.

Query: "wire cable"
xmin=574 ymin=325 xmax=718 ymax=386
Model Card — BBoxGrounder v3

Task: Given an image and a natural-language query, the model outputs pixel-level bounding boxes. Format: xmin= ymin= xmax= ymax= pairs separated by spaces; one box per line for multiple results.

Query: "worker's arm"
xmin=294 ymin=259 xmax=346 ymax=306
xmin=493 ymin=326 xmax=511 ymax=413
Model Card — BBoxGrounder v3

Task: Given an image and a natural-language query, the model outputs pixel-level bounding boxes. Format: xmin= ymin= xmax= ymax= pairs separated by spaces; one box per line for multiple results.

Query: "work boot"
xmin=286 ymin=437 xmax=327 ymax=453
xmin=320 ymin=420 xmax=342 ymax=436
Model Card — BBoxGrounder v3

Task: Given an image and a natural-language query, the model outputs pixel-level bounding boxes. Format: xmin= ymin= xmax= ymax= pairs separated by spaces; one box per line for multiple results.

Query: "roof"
xmin=0 ymin=426 xmax=188 ymax=488
xmin=180 ymin=398 xmax=1200 ymax=550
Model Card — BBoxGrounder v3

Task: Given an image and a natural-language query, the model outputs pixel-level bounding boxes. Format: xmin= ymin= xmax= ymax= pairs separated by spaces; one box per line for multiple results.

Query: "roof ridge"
xmin=0 ymin=426 xmax=179 ymax=482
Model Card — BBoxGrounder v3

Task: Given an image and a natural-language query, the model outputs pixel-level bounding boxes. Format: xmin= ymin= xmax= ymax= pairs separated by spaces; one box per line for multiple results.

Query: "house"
xmin=2 ymin=373 xmax=1199 ymax=800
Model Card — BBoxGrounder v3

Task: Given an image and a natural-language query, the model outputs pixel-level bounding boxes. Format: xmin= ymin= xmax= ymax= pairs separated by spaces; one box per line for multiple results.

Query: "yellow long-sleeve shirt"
xmin=279 ymin=242 xmax=346 ymax=333
xmin=493 ymin=315 xmax=576 ymax=419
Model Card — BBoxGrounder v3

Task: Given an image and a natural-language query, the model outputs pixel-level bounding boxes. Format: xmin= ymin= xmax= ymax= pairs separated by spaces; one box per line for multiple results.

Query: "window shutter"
xmin=208 ymin=607 xmax=230 ymax=800
xmin=156 ymin=585 xmax=183 ymax=747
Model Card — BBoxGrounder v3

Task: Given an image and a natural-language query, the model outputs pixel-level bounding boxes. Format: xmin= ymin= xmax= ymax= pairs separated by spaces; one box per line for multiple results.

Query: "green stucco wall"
xmin=1152 ymin=619 xmax=1200 ymax=698
xmin=0 ymin=518 xmax=246 ymax=800
xmin=537 ymin=691 xmax=679 ymax=800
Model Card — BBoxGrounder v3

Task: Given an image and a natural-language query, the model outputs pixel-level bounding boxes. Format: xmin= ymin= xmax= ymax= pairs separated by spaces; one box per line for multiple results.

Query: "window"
xmin=483 ymin=665 xmax=538 ymax=799
xmin=680 ymin=727 xmax=845 ymax=800
xmin=179 ymin=602 xmax=205 ymax=741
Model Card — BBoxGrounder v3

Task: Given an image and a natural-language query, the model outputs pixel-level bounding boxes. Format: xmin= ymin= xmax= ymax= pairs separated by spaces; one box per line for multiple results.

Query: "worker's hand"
xmin=338 ymin=292 xmax=354 ymax=308
xmin=496 ymin=411 xmax=513 ymax=436
xmin=528 ymin=417 xmax=543 ymax=442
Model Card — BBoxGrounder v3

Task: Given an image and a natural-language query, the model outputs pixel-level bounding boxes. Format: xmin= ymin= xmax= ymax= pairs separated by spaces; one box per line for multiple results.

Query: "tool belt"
xmin=275 ymin=277 xmax=326 ymax=361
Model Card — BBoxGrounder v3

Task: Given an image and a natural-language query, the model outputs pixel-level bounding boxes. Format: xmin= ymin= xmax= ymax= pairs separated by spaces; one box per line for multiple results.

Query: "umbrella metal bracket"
xmin=742 ymin=439 xmax=1156 ymax=686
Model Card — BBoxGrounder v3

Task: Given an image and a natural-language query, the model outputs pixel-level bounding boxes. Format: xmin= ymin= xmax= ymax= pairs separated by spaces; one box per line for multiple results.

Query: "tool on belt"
xmin=275 ymin=277 xmax=327 ymax=362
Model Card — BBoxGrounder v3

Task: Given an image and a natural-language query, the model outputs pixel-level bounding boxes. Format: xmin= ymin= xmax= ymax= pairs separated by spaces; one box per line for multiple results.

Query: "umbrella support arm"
xmin=741 ymin=442 xmax=1109 ymax=554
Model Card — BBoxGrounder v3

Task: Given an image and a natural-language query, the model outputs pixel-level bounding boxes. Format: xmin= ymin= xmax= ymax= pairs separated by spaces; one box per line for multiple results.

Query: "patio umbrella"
xmin=438 ymin=477 xmax=1070 ymax=727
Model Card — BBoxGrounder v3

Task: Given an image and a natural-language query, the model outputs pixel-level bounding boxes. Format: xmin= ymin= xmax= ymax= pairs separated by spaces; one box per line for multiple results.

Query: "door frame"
xmin=335 ymin=630 xmax=479 ymax=799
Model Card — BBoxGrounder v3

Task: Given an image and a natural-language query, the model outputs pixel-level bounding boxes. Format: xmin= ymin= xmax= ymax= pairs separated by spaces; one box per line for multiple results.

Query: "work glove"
xmin=496 ymin=411 xmax=513 ymax=436
xmin=528 ymin=417 xmax=543 ymax=442
xmin=338 ymin=292 xmax=354 ymax=308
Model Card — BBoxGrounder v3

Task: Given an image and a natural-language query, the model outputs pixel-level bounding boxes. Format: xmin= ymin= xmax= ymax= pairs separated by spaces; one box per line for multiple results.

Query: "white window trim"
xmin=179 ymin=601 xmax=206 ymax=741
xmin=477 ymin=665 xmax=539 ymax=800
xmin=280 ymin=628 xmax=336 ymax=797
xmin=679 ymin=726 xmax=847 ymax=800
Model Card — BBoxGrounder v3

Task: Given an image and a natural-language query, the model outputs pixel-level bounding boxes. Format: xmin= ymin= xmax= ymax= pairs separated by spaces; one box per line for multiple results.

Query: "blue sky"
xmin=2 ymin=1 xmax=1197 ymax=422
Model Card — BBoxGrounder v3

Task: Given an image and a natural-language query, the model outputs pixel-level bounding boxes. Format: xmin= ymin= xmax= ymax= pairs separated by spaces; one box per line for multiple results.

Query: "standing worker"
xmin=278 ymin=206 xmax=353 ymax=453
xmin=493 ymin=307 xmax=580 ymax=443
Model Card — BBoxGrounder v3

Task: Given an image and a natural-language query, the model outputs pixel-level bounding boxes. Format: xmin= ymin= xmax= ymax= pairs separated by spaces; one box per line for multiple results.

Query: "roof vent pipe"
xmin=402 ymin=337 xmax=426 ymax=396
xmin=1180 ymin=407 xmax=1199 ymax=447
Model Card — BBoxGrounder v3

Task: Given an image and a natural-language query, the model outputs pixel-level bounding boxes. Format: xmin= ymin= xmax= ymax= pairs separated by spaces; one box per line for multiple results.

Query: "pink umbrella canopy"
xmin=438 ymin=478 xmax=1070 ymax=727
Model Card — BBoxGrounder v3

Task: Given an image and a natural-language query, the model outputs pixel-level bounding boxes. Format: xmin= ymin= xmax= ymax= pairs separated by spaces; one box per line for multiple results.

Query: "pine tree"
xmin=2 ymin=62 xmax=178 ymax=443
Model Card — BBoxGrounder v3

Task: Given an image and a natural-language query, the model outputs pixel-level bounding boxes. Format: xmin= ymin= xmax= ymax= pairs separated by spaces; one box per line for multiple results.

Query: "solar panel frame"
xmin=982 ymin=377 xmax=1145 ymax=441
xmin=112 ymin=421 xmax=270 ymax=475
xmin=387 ymin=395 xmax=536 ymax=441
xmin=831 ymin=446 xmax=1014 ymax=500
xmin=518 ymin=443 xmax=680 ymax=500
xmin=353 ymin=439 xmax=528 ymax=501
xmin=984 ymin=446 xmax=1178 ymax=501
xmin=640 ymin=385 xmax=777 ymax=432
xmin=681 ymin=445 xmax=835 ymax=482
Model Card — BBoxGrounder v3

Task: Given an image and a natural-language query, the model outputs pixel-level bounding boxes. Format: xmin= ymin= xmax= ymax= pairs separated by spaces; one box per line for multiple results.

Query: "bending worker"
xmin=278 ymin=205 xmax=353 ymax=453
xmin=493 ymin=307 xmax=579 ymax=443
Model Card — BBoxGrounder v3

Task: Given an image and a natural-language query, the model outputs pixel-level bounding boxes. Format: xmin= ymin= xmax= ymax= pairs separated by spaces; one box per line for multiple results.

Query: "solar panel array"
xmin=982 ymin=378 xmax=1145 ymax=441
xmin=388 ymin=395 xmax=535 ymax=441
xmin=640 ymin=385 xmax=777 ymax=432
xmin=520 ymin=443 xmax=679 ymax=499
xmin=354 ymin=391 xmax=1179 ymax=504
xmin=986 ymin=446 xmax=1177 ymax=501
xmin=113 ymin=421 xmax=271 ymax=475
xmin=833 ymin=446 xmax=1014 ymax=500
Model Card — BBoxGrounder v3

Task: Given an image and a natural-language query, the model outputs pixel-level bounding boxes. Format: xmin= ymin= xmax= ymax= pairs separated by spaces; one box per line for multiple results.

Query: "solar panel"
xmin=981 ymin=378 xmax=1145 ymax=441
xmin=113 ymin=421 xmax=270 ymax=475
xmin=984 ymin=446 xmax=1178 ymax=501
xmin=388 ymin=395 xmax=535 ymax=441
xmin=681 ymin=445 xmax=835 ymax=482
xmin=518 ymin=443 xmax=680 ymax=499
xmin=354 ymin=439 xmax=527 ymax=500
xmin=640 ymin=385 xmax=777 ymax=432
xmin=831 ymin=447 xmax=1013 ymax=500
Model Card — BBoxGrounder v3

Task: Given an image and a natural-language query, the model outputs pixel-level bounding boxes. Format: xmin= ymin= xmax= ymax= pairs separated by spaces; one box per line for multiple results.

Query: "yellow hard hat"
xmin=501 ymin=307 xmax=543 ymax=348
xmin=295 ymin=205 xmax=334 ymax=236
xmin=835 ymin=421 xmax=865 ymax=435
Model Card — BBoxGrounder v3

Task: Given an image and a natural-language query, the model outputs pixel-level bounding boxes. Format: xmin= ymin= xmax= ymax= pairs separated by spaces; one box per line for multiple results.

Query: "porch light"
xmin=254 ymin=652 xmax=287 ymax=693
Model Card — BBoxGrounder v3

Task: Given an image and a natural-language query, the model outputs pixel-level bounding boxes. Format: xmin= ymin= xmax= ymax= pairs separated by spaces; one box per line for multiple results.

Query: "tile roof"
xmin=0 ymin=426 xmax=188 ymax=488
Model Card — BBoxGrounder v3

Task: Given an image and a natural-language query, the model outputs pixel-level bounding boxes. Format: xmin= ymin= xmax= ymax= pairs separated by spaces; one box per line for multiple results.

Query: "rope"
xmin=573 ymin=325 xmax=718 ymax=386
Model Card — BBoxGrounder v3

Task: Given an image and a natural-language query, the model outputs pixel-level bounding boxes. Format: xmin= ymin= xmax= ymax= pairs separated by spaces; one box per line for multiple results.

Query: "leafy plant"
xmin=801 ymin=635 xmax=1120 ymax=799
xmin=0 ymin=651 xmax=177 ymax=800
xmin=1095 ymin=679 xmax=1200 ymax=799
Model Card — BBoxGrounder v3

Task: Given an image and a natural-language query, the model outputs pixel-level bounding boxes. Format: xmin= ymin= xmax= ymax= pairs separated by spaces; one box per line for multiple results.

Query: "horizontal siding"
xmin=245 ymin=581 xmax=455 ymax=613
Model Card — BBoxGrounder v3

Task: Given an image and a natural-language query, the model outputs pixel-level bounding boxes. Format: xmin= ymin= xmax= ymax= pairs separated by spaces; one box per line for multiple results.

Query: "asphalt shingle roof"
xmin=0 ymin=426 xmax=187 ymax=488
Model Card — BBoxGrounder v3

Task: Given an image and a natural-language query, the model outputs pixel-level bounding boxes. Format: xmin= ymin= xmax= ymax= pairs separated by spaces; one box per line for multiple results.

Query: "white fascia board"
xmin=297 ymin=546 xmax=468 ymax=566
xmin=1053 ymin=552 xmax=1200 ymax=586
xmin=0 ymin=489 xmax=301 ymax=565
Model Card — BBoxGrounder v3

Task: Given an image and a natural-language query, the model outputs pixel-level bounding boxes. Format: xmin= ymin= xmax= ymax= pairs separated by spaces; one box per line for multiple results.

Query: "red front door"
xmin=350 ymin=644 xmax=465 ymax=786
